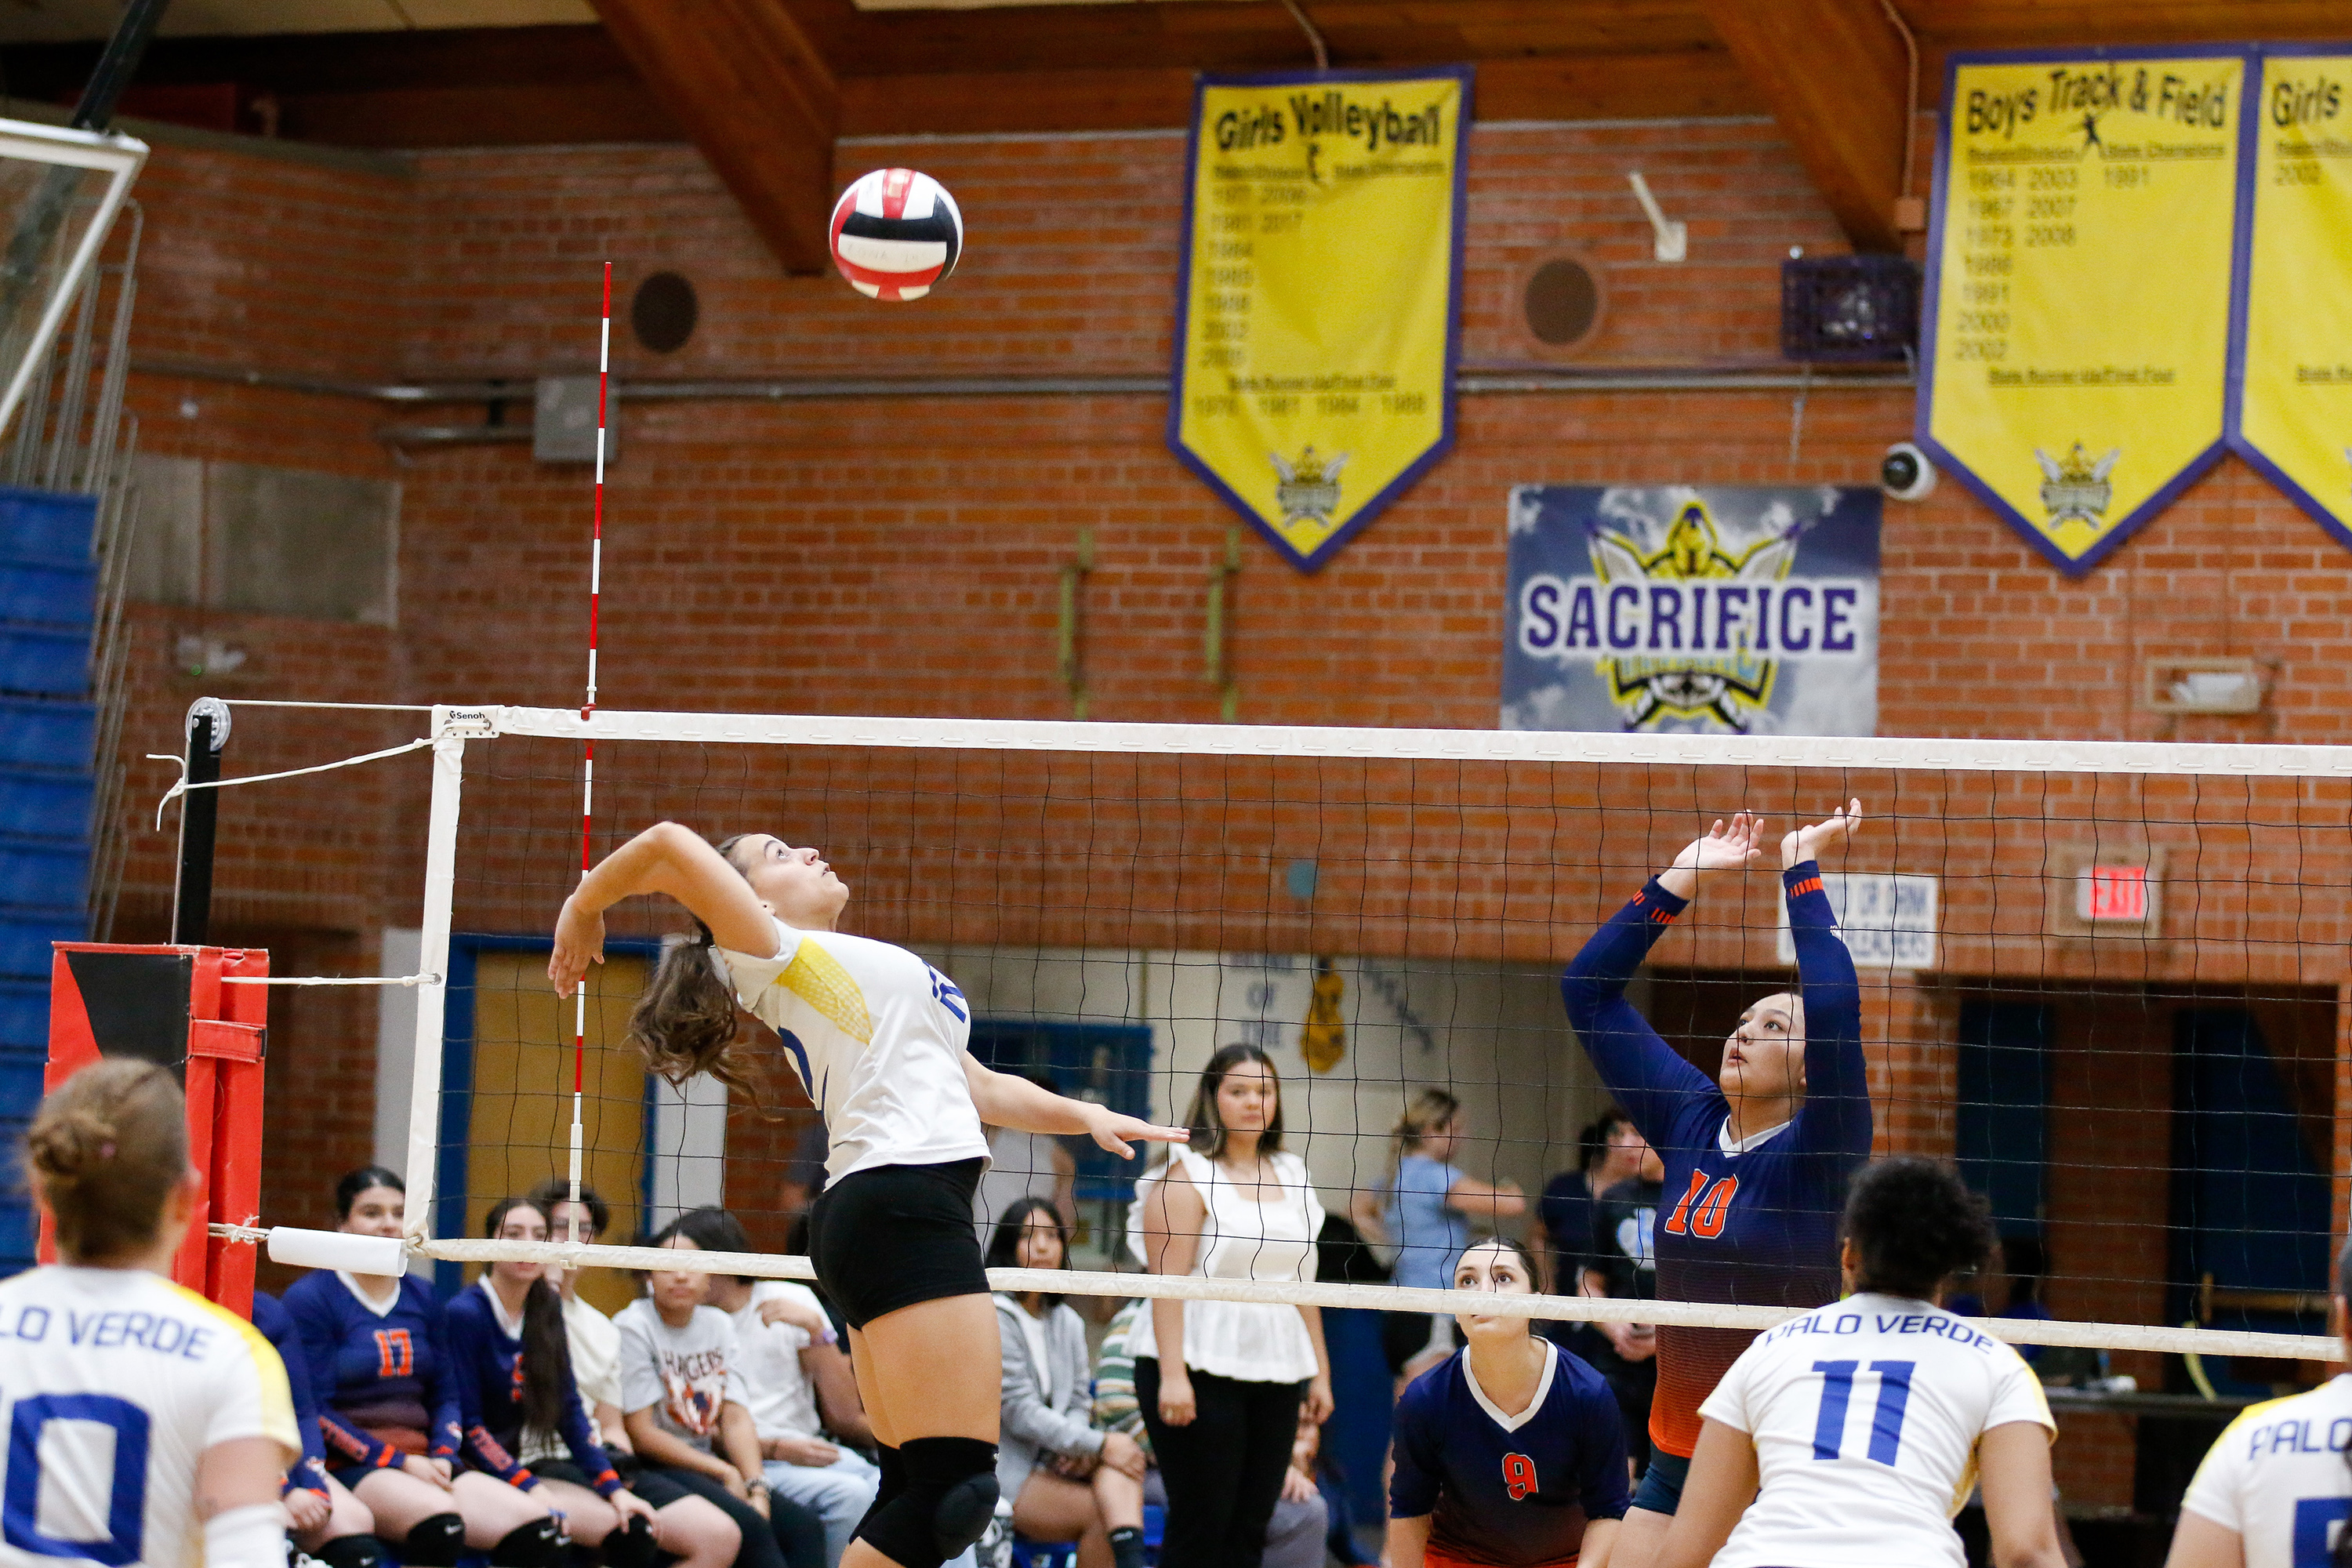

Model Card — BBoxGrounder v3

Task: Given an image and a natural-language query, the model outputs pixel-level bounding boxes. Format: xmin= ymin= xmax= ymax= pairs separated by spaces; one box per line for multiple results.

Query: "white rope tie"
xmin=219 ymin=974 xmax=442 ymax=987
xmin=149 ymin=736 xmax=433 ymax=827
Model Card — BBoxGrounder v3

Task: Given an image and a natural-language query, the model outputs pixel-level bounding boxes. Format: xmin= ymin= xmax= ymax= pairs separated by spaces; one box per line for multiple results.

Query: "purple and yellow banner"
xmin=1169 ymin=67 xmax=1470 ymax=572
xmin=1920 ymin=48 xmax=2249 ymax=575
xmin=2231 ymin=49 xmax=2352 ymax=548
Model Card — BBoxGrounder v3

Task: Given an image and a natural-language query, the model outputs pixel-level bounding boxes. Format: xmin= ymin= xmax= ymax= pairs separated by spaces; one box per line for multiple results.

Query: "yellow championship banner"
xmin=1920 ymin=49 xmax=2249 ymax=575
xmin=2233 ymin=49 xmax=2352 ymax=549
xmin=1170 ymin=68 xmax=1470 ymax=572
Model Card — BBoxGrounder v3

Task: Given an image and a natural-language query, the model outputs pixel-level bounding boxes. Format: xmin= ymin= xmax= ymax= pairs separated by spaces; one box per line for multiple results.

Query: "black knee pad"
xmin=598 ymin=1516 xmax=658 ymax=1568
xmin=492 ymin=1519 xmax=566 ymax=1568
xmin=851 ymin=1436 xmax=998 ymax=1568
xmin=403 ymin=1514 xmax=466 ymax=1567
xmin=314 ymin=1537 xmax=384 ymax=1568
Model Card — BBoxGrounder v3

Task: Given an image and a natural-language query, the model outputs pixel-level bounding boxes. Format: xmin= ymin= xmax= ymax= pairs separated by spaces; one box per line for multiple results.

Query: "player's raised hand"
xmin=1782 ymin=799 xmax=1864 ymax=869
xmin=1672 ymin=811 xmax=1768 ymax=876
xmin=548 ymin=894 xmax=607 ymax=997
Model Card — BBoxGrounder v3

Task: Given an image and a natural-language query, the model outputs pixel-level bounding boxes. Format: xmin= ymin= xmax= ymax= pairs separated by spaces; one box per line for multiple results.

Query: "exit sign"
xmin=2078 ymin=864 xmax=2151 ymax=923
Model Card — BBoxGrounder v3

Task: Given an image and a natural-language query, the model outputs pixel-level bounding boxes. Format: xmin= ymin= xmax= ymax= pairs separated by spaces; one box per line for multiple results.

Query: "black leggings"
xmin=640 ymin=1465 xmax=828 ymax=1568
xmin=1136 ymin=1361 xmax=1305 ymax=1568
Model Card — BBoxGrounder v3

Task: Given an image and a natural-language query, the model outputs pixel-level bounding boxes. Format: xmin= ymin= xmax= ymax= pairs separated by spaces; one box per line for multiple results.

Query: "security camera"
xmin=1880 ymin=441 xmax=1937 ymax=501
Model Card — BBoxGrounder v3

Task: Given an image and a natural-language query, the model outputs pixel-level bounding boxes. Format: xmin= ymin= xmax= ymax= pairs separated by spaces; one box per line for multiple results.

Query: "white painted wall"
xmin=933 ymin=944 xmax=1613 ymax=1222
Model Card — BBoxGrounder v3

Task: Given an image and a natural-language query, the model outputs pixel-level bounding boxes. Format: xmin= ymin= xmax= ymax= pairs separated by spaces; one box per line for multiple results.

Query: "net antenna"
xmin=568 ymin=264 xmax=613 ymax=1248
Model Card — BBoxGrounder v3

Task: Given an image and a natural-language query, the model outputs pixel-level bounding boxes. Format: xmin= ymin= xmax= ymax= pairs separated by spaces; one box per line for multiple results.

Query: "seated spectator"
xmin=448 ymin=1197 xmax=739 ymax=1568
xmin=251 ymin=1289 xmax=381 ymax=1568
xmin=525 ymin=1178 xmax=631 ymax=1455
xmin=1091 ymin=1297 xmax=1329 ymax=1568
xmin=670 ymin=1207 xmax=879 ymax=1568
xmin=989 ymin=1199 xmax=1149 ymax=1568
xmin=616 ymin=1221 xmax=829 ymax=1568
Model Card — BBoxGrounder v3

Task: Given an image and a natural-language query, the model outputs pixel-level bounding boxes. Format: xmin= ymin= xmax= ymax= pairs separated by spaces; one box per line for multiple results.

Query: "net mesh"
xmin=385 ymin=706 xmax=2350 ymax=1374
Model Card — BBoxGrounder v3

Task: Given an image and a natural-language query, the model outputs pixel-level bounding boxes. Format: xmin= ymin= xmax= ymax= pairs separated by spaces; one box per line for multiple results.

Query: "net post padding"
xmin=413 ymin=1238 xmax=2340 ymax=1363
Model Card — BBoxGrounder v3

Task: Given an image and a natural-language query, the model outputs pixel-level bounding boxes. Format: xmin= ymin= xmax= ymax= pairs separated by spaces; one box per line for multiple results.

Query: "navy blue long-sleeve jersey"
xmin=252 ymin=1290 xmax=331 ymax=1498
xmin=444 ymin=1280 xmax=622 ymax=1497
xmin=1390 ymin=1340 xmax=1630 ymax=1566
xmin=1559 ymin=861 xmax=1871 ymax=1460
xmin=281 ymin=1269 xmax=464 ymax=1472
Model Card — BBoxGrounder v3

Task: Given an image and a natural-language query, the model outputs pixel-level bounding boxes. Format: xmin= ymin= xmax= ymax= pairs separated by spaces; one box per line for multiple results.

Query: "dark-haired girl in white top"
xmin=552 ymin=823 xmax=1185 ymax=1568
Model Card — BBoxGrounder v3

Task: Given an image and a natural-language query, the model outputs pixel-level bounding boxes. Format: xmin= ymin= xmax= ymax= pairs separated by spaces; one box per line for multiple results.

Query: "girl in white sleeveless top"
xmin=1131 ymin=1045 xmax=1330 ymax=1568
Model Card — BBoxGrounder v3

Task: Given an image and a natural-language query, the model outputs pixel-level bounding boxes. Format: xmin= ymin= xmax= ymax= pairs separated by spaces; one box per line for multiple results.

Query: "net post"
xmin=402 ymin=713 xmax=467 ymax=1258
xmin=170 ymin=696 xmax=227 ymax=945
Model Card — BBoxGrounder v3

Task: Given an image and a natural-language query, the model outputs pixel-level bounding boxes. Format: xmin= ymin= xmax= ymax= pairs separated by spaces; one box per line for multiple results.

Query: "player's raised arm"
xmin=1562 ymin=813 xmax=1766 ymax=1134
xmin=550 ymin=822 xmax=780 ymax=995
xmin=1781 ymin=801 xmax=1871 ymax=1159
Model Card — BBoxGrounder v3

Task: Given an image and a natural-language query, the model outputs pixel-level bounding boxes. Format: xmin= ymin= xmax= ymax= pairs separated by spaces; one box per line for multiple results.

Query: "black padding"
xmin=314 ymin=1536 xmax=385 ymax=1568
xmin=600 ymin=1516 xmax=658 ymax=1568
xmin=853 ymin=1436 xmax=998 ymax=1568
xmin=403 ymin=1514 xmax=466 ymax=1567
xmin=491 ymin=1519 xmax=566 ymax=1568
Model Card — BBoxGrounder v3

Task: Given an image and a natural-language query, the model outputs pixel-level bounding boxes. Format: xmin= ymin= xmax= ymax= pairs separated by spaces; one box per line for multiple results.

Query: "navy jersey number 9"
xmin=5 ymin=1392 xmax=151 ymax=1564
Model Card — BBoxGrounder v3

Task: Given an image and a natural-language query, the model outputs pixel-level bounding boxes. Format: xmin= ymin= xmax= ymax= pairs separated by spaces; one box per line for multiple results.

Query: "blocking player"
xmin=1560 ymin=804 xmax=1873 ymax=1568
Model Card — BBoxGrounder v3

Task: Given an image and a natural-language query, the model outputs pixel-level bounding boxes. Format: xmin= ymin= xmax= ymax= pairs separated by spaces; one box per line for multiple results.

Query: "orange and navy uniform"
xmin=1559 ymin=861 xmax=1870 ymax=1460
xmin=444 ymin=1281 xmax=623 ymax=1497
xmin=281 ymin=1269 xmax=464 ymax=1472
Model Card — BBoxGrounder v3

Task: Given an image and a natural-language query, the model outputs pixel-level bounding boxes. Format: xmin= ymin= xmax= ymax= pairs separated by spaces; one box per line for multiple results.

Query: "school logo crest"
xmin=1584 ymin=499 xmax=1800 ymax=731
xmin=1271 ymin=445 xmax=1348 ymax=530
xmin=2035 ymin=442 xmax=2119 ymax=528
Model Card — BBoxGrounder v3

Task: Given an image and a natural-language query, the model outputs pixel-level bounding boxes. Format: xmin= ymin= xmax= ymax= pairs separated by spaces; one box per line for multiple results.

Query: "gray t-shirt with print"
xmin=614 ymin=1298 xmax=750 ymax=1454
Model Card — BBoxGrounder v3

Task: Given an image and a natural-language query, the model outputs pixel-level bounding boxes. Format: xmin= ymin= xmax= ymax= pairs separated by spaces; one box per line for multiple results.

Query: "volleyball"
xmin=828 ymin=167 xmax=964 ymax=301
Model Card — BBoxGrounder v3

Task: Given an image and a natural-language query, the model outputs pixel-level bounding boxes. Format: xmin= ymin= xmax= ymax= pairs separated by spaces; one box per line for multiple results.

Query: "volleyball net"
xmin=210 ymin=701 xmax=2352 ymax=1369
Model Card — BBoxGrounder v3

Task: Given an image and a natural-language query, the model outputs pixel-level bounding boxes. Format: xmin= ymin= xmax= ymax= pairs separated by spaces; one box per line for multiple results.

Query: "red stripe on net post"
xmin=568 ymin=262 xmax=611 ymax=1245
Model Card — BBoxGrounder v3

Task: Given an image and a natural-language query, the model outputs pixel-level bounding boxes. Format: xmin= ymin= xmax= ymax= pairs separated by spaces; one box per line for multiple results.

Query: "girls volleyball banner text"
xmin=1502 ymin=485 xmax=1882 ymax=736
xmin=1169 ymin=67 xmax=1469 ymax=572
xmin=2230 ymin=48 xmax=2352 ymax=549
xmin=1919 ymin=47 xmax=2247 ymax=575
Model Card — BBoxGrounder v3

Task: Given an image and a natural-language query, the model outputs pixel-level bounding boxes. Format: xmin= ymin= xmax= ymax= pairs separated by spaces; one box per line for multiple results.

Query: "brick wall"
xmin=88 ymin=118 xmax=2348 ymax=1494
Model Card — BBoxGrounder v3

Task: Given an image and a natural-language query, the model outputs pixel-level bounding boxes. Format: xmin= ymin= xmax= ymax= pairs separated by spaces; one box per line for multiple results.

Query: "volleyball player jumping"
xmin=1560 ymin=804 xmax=1873 ymax=1568
xmin=551 ymin=823 xmax=1187 ymax=1568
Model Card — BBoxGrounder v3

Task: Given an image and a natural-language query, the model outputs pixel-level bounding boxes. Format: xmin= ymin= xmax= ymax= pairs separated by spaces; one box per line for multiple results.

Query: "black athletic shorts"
xmin=807 ymin=1156 xmax=990 ymax=1329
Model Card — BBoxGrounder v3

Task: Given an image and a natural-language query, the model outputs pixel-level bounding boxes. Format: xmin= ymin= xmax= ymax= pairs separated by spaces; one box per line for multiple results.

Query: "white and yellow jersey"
xmin=718 ymin=916 xmax=989 ymax=1184
xmin=0 ymin=1265 xmax=299 ymax=1568
xmin=1697 ymin=1292 xmax=2054 ymax=1568
xmin=2180 ymin=1374 xmax=2352 ymax=1568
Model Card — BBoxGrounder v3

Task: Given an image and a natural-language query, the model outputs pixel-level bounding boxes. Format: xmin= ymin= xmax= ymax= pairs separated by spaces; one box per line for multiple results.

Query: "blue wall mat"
xmin=0 ymin=699 xmax=92 ymax=768
xmin=0 ymin=838 xmax=85 ymax=908
xmin=0 ymin=1047 xmax=38 ymax=1273
xmin=0 ymin=909 xmax=80 ymax=980
xmin=0 ymin=770 xmax=92 ymax=840
xmin=0 ymin=978 xmax=47 ymax=1051
xmin=0 ymin=626 xmax=89 ymax=696
xmin=0 ymin=561 xmax=93 ymax=628
xmin=0 ymin=489 xmax=98 ymax=567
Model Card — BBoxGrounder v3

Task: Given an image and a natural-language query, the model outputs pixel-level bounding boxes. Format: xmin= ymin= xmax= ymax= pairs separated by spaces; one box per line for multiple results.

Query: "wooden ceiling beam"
xmin=590 ymin=0 xmax=837 ymax=274
xmin=1699 ymin=0 xmax=1909 ymax=251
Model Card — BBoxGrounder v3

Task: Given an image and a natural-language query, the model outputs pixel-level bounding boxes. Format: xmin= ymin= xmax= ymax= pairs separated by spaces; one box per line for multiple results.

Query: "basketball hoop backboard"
xmin=0 ymin=117 xmax=145 ymax=443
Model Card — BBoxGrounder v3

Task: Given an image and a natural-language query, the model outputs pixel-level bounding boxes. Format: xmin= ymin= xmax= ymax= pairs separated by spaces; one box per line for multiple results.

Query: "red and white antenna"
xmin=568 ymin=263 xmax=611 ymax=1246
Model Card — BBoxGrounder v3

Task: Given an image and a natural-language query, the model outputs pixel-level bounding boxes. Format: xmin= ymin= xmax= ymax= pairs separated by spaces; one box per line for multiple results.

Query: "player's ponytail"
xmin=24 ymin=1059 xmax=187 ymax=1264
xmin=482 ymin=1197 xmax=572 ymax=1436
xmin=628 ymin=833 xmax=765 ymax=1106
xmin=1842 ymin=1156 xmax=1995 ymax=1300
